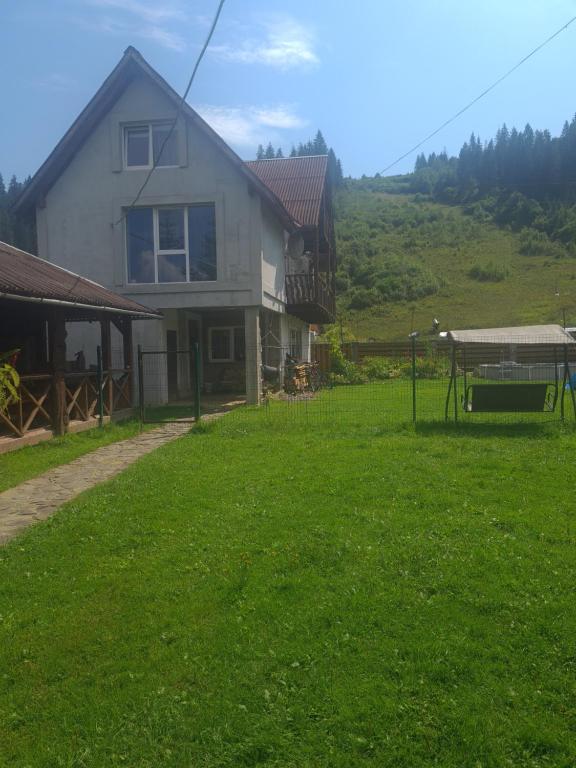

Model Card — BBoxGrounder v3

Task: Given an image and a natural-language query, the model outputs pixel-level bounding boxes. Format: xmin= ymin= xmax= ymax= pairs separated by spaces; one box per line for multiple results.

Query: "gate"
xmin=137 ymin=342 xmax=201 ymax=423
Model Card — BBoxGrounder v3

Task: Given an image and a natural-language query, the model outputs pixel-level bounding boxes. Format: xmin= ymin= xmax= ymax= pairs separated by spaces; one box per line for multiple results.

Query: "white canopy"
xmin=447 ymin=324 xmax=575 ymax=345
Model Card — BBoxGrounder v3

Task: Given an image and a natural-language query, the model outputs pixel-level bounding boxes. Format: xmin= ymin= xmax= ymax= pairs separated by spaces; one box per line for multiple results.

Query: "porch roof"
xmin=0 ymin=240 xmax=161 ymax=319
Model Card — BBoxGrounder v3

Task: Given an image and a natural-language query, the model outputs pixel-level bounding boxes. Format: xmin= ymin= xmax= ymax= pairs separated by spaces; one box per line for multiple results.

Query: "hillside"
xmin=334 ymin=179 xmax=576 ymax=340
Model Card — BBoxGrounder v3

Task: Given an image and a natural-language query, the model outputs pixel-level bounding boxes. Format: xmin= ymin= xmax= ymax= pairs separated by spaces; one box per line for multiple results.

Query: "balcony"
xmin=285 ymin=272 xmax=335 ymax=324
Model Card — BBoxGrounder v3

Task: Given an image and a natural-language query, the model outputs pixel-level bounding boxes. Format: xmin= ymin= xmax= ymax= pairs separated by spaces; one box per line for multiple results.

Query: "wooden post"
xmin=100 ymin=317 xmax=113 ymax=415
xmin=121 ymin=317 xmax=134 ymax=406
xmin=49 ymin=312 xmax=68 ymax=435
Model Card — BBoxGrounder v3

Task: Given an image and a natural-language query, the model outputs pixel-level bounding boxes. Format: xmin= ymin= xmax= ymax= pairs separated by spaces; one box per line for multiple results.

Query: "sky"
xmin=2 ymin=0 xmax=576 ymax=182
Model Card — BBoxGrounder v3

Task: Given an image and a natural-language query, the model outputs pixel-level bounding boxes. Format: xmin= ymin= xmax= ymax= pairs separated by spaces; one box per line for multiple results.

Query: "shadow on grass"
xmin=414 ymin=419 xmax=573 ymax=439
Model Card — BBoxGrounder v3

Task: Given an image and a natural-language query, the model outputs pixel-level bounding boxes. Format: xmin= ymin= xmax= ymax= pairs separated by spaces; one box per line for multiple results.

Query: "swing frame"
xmin=443 ymin=325 xmax=576 ymax=422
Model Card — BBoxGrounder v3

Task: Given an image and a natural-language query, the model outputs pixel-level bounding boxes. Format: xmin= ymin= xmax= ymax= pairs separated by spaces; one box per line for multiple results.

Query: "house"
xmin=14 ymin=46 xmax=336 ymax=406
xmin=0 ymin=239 xmax=159 ymax=450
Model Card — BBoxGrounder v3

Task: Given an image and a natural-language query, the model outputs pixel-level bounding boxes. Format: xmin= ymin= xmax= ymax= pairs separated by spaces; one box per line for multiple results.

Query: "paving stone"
xmin=0 ymin=421 xmax=195 ymax=546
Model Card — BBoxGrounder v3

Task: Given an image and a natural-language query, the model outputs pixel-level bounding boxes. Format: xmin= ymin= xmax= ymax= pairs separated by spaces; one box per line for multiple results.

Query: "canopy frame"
xmin=443 ymin=325 xmax=576 ymax=421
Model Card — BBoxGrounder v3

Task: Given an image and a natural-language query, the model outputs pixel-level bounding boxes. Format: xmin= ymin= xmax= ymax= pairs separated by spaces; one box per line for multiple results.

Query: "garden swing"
xmin=443 ymin=325 xmax=576 ymax=421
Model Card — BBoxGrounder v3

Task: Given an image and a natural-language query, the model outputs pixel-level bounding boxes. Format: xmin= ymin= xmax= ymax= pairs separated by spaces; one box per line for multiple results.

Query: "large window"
xmin=124 ymin=123 xmax=178 ymax=169
xmin=208 ymin=327 xmax=245 ymax=363
xmin=127 ymin=205 xmax=217 ymax=284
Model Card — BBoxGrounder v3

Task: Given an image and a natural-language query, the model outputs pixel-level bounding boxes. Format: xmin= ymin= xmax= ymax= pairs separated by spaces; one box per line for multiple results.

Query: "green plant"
xmin=0 ymin=349 xmax=20 ymax=413
xmin=361 ymin=356 xmax=402 ymax=380
xmin=468 ymin=261 xmax=509 ymax=282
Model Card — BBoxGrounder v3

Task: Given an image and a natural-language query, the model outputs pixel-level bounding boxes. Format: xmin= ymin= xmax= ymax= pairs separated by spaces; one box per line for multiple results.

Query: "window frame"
xmin=123 ymin=123 xmax=179 ymax=171
xmin=154 ymin=207 xmax=188 ymax=283
xmin=208 ymin=327 xmax=235 ymax=363
xmin=126 ymin=204 xmax=217 ymax=286
xmin=289 ymin=328 xmax=303 ymax=359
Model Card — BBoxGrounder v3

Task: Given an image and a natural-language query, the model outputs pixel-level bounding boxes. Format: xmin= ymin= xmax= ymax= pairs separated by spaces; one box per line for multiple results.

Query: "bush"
xmin=468 ymin=261 xmax=509 ymax=282
xmin=362 ymin=357 xmax=402 ymax=380
xmin=518 ymin=228 xmax=566 ymax=258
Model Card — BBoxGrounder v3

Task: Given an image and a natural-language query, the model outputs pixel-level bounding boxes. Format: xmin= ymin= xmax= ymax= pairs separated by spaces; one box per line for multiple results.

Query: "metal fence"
xmin=134 ymin=338 xmax=576 ymax=429
xmin=137 ymin=344 xmax=201 ymax=423
xmin=251 ymin=338 xmax=576 ymax=427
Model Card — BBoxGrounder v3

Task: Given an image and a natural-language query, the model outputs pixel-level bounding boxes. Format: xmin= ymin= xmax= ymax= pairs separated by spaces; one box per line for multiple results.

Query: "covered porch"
xmin=0 ymin=241 xmax=160 ymax=452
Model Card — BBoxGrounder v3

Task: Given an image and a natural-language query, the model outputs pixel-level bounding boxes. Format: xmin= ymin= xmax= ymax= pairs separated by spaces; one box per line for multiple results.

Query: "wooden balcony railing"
xmin=0 ymin=369 xmax=133 ymax=440
xmin=285 ymin=272 xmax=335 ymax=323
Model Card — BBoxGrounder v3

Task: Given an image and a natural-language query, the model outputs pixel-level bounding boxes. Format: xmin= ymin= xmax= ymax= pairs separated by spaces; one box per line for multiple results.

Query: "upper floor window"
xmin=124 ymin=123 xmax=178 ymax=169
xmin=127 ymin=204 xmax=217 ymax=284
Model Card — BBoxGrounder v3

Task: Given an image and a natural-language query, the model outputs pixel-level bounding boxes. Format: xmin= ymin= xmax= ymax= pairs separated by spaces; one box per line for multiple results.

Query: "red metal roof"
xmin=0 ymin=241 xmax=160 ymax=318
xmin=245 ymin=155 xmax=328 ymax=227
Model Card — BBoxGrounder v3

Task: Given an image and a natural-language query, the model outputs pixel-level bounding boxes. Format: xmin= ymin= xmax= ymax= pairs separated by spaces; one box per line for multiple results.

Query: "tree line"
xmin=256 ymin=130 xmax=344 ymax=186
xmin=410 ymin=114 xmax=576 ymax=246
xmin=0 ymin=174 xmax=36 ymax=252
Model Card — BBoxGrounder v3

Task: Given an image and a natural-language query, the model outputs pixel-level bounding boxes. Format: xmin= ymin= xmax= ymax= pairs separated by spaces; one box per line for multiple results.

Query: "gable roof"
xmin=0 ymin=240 xmax=160 ymax=318
xmin=14 ymin=47 xmax=296 ymax=231
xmin=245 ymin=155 xmax=329 ymax=226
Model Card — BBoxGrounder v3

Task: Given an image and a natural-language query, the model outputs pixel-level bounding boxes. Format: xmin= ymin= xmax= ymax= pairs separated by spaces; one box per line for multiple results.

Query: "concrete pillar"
xmin=244 ymin=307 xmax=261 ymax=405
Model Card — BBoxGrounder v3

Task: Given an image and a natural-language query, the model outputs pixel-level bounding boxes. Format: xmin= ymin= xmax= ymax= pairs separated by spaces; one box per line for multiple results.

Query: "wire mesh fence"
xmin=251 ymin=336 xmax=576 ymax=428
xmin=138 ymin=346 xmax=200 ymax=423
xmin=136 ymin=334 xmax=576 ymax=429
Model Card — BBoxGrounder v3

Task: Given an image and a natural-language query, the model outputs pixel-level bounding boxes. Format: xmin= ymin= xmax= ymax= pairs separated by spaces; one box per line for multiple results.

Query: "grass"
xmin=1 ymin=388 xmax=576 ymax=766
xmin=0 ymin=419 xmax=147 ymax=493
xmin=335 ymin=186 xmax=576 ymax=339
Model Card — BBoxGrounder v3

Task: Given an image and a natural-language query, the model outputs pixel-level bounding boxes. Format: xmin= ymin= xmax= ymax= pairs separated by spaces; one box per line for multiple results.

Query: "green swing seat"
xmin=463 ymin=383 xmax=554 ymax=413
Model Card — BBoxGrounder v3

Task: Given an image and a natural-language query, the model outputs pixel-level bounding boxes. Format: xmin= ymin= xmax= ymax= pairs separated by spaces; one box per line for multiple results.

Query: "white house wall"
xmin=35 ymin=74 xmax=281 ymax=313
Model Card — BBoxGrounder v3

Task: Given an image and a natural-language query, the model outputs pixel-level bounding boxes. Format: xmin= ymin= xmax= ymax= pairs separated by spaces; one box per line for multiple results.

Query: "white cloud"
xmin=211 ymin=17 xmax=319 ymax=70
xmin=87 ymin=0 xmax=187 ymax=24
xmin=92 ymin=14 xmax=186 ymax=51
xmin=196 ymin=104 xmax=308 ymax=150
xmin=85 ymin=0 xmax=187 ymax=51
xmin=32 ymin=73 xmax=78 ymax=92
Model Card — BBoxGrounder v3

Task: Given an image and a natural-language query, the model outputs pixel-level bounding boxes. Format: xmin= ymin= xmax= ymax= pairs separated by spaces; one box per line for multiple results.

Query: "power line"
xmin=380 ymin=14 xmax=576 ymax=176
xmin=115 ymin=0 xmax=226 ymax=226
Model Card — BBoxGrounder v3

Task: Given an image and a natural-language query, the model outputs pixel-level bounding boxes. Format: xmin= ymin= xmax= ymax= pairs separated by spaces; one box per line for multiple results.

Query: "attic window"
xmin=124 ymin=123 xmax=178 ymax=169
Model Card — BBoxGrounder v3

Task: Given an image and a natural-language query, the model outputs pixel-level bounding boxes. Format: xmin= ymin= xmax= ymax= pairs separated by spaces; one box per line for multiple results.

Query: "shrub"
xmin=362 ymin=357 xmax=402 ymax=380
xmin=468 ymin=262 xmax=509 ymax=282
xmin=518 ymin=228 xmax=566 ymax=258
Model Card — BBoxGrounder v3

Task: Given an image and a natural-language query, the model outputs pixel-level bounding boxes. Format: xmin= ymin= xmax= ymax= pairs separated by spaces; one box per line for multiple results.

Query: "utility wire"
xmin=115 ymin=0 xmax=226 ymax=226
xmin=380 ymin=14 xmax=576 ymax=176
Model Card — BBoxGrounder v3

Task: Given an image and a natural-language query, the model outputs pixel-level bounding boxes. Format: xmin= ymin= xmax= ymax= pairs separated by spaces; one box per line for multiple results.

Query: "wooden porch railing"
xmin=0 ymin=368 xmax=133 ymax=440
xmin=285 ymin=272 xmax=335 ymax=317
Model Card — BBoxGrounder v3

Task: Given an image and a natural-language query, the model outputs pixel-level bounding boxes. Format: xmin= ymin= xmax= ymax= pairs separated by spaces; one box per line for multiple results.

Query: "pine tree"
xmin=256 ymin=144 xmax=265 ymax=160
xmin=264 ymin=142 xmax=275 ymax=159
xmin=275 ymin=147 xmax=284 ymax=158
xmin=312 ymin=130 xmax=328 ymax=155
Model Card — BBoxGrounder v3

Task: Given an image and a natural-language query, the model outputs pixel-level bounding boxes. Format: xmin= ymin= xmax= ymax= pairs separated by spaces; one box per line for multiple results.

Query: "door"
xmin=167 ymin=330 xmax=178 ymax=399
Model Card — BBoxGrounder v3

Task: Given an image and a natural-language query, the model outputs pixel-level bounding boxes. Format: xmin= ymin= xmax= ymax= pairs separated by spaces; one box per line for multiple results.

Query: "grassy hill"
xmin=334 ymin=179 xmax=576 ymax=340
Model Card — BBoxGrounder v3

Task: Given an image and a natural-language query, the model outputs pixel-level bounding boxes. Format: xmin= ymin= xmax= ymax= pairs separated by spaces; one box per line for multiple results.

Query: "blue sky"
xmin=1 ymin=0 xmax=576 ymax=181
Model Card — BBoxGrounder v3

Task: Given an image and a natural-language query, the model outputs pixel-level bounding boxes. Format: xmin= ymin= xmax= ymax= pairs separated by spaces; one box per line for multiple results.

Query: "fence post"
xmin=452 ymin=343 xmax=459 ymax=423
xmin=410 ymin=332 xmax=418 ymax=423
xmin=137 ymin=345 xmax=144 ymax=424
xmin=96 ymin=345 xmax=104 ymax=428
xmin=193 ymin=341 xmax=201 ymax=422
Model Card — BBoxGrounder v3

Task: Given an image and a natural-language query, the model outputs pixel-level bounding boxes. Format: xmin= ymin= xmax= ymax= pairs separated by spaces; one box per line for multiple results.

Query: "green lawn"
xmin=1 ymin=389 xmax=576 ymax=766
xmin=0 ymin=419 xmax=147 ymax=493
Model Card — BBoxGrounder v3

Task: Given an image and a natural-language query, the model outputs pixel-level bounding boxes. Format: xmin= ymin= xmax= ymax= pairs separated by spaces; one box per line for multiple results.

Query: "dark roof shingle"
xmin=245 ymin=155 xmax=328 ymax=226
xmin=0 ymin=240 xmax=160 ymax=318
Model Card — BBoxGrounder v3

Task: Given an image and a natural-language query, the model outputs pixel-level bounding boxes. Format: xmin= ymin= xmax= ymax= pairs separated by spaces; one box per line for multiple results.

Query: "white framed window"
xmin=208 ymin=327 xmax=246 ymax=363
xmin=124 ymin=123 xmax=178 ymax=169
xmin=127 ymin=204 xmax=217 ymax=284
xmin=289 ymin=328 xmax=303 ymax=359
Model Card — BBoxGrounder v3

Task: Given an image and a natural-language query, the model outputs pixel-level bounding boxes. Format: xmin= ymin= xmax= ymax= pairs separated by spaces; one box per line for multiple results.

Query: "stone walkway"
xmin=0 ymin=420 xmax=196 ymax=545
